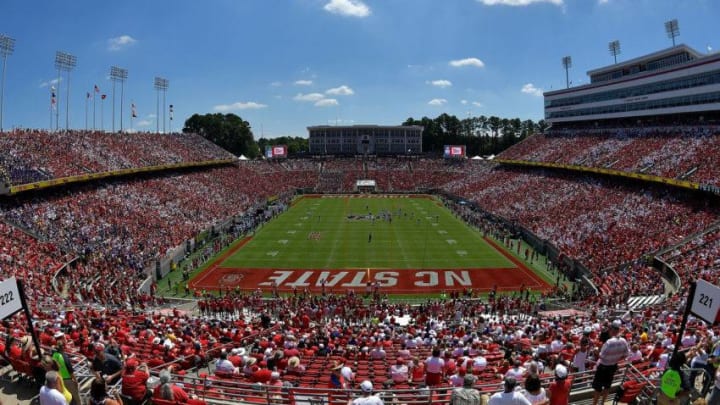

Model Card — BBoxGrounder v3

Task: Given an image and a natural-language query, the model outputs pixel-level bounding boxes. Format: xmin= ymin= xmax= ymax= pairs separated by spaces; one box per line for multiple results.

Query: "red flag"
xmin=101 ymin=94 xmax=107 ymax=100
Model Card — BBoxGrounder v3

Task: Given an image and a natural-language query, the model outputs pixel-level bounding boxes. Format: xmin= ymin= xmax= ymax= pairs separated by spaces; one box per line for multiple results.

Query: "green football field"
xmin=220 ymin=195 xmax=514 ymax=270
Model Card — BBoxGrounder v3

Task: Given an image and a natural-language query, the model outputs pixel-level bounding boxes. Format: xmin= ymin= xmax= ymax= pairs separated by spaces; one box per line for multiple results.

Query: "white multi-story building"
xmin=544 ymin=45 xmax=720 ymax=124
xmin=307 ymin=125 xmax=423 ymax=155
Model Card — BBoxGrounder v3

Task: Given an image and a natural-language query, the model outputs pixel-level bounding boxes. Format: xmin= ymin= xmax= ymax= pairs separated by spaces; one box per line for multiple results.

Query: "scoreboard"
xmin=444 ymin=145 xmax=466 ymax=158
xmin=265 ymin=145 xmax=288 ymax=159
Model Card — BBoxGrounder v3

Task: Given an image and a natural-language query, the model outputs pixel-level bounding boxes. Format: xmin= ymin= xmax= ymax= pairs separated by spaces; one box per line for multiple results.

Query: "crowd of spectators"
xmin=0 ymin=130 xmax=234 ymax=185
xmin=499 ymin=126 xmax=720 ymax=186
xmin=1 ymin=130 xmax=719 ymax=402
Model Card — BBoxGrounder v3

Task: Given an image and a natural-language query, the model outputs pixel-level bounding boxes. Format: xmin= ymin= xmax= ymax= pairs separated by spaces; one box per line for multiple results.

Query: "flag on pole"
xmin=51 ymin=86 xmax=57 ymax=110
xmin=131 ymin=103 xmax=137 ymax=118
xmin=101 ymin=94 xmax=107 ymax=100
xmin=94 ymin=84 xmax=100 ymax=93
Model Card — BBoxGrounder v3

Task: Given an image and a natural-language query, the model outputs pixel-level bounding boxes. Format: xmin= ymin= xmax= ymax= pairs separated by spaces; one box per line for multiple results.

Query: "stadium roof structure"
xmin=545 ymin=44 xmax=711 ymax=97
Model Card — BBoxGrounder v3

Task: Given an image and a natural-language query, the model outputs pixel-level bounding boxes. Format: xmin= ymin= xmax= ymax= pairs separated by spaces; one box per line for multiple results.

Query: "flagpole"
xmin=93 ymin=87 xmax=96 ymax=130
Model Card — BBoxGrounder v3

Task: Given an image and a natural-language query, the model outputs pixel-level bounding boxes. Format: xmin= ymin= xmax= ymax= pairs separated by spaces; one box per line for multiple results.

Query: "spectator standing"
xmin=425 ymin=348 xmax=445 ymax=386
xmin=591 ymin=320 xmax=630 ymax=405
xmin=546 ymin=365 xmax=572 ymax=405
xmin=52 ymin=341 xmax=80 ymax=405
xmin=39 ymin=370 xmax=68 ymax=405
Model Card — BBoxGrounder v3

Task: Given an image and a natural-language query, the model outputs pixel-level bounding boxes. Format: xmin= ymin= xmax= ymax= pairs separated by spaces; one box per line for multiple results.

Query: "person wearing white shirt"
xmin=489 ymin=377 xmax=532 ymax=405
xmin=370 ymin=346 xmax=386 ymax=360
xmin=39 ymin=371 xmax=68 ymax=405
xmin=389 ymin=360 xmax=409 ymax=383
xmin=505 ymin=360 xmax=526 ymax=380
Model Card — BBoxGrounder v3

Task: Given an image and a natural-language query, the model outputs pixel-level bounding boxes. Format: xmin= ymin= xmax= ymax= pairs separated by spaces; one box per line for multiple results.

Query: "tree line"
xmin=184 ymin=112 xmax=546 ymax=158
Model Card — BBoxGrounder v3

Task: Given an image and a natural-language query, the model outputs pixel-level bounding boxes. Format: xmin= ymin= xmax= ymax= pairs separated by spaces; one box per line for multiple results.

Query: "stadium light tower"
xmin=562 ymin=56 xmax=572 ymax=89
xmin=608 ymin=40 xmax=621 ymax=64
xmin=55 ymin=51 xmax=77 ymax=132
xmin=110 ymin=66 xmax=128 ymax=133
xmin=665 ymin=19 xmax=680 ymax=47
xmin=154 ymin=77 xmax=169 ymax=134
xmin=0 ymin=34 xmax=15 ymax=133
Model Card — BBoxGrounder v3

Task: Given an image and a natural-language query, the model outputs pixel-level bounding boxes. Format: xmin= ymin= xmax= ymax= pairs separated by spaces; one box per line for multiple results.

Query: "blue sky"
xmin=0 ymin=0 xmax=717 ymax=137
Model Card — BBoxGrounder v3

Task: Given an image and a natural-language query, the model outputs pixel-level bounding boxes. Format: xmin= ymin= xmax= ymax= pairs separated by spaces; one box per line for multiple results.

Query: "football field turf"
xmin=190 ymin=195 xmax=551 ymax=294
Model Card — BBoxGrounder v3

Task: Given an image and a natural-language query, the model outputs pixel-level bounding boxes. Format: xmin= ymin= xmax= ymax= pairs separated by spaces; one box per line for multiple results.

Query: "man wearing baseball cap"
xmin=592 ymin=320 xmax=630 ymax=405
xmin=347 ymin=380 xmax=383 ymax=405
xmin=547 ymin=364 xmax=572 ymax=405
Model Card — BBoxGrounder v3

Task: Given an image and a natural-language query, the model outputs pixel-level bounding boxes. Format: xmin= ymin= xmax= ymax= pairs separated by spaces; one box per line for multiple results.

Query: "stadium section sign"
xmin=691 ymin=279 xmax=720 ymax=324
xmin=0 ymin=277 xmax=22 ymax=320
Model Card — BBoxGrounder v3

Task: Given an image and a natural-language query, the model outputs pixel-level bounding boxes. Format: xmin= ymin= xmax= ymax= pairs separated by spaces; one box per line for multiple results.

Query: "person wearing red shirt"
xmin=121 ymin=358 xmax=150 ymax=404
xmin=547 ymin=365 xmax=572 ymax=405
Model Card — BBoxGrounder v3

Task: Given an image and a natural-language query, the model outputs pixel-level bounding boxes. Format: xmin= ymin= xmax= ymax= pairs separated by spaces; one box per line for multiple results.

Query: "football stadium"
xmin=1 ymin=2 xmax=719 ymax=405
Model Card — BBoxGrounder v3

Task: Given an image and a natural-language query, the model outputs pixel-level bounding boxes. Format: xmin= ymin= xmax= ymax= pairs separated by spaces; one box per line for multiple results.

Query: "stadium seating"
xmin=1 ymin=129 xmax=720 ymax=403
xmin=499 ymin=126 xmax=720 ymax=186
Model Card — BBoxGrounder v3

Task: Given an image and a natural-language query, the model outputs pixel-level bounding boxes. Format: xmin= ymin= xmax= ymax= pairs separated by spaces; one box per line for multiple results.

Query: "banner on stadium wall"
xmin=266 ymin=145 xmax=288 ymax=159
xmin=443 ymin=145 xmax=466 ymax=158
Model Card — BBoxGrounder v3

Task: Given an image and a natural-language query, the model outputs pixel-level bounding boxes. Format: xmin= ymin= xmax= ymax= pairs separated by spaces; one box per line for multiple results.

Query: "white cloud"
xmin=428 ymin=79 xmax=453 ymax=88
xmin=107 ymin=35 xmax=137 ymax=51
xmin=325 ymin=85 xmax=354 ymax=96
xmin=136 ymin=119 xmax=152 ymax=127
xmin=213 ymin=101 xmax=268 ymax=112
xmin=323 ymin=0 xmax=371 ymax=17
xmin=315 ymin=98 xmax=339 ymax=107
xmin=294 ymin=93 xmax=326 ymax=102
xmin=521 ymin=83 xmax=544 ymax=97
xmin=294 ymin=80 xmax=313 ymax=86
xmin=477 ymin=0 xmax=563 ymax=6
xmin=428 ymin=98 xmax=447 ymax=106
xmin=449 ymin=58 xmax=485 ymax=68
xmin=39 ymin=78 xmax=61 ymax=88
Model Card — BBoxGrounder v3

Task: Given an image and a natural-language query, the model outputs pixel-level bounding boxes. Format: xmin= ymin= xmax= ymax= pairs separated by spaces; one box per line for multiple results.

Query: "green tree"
xmin=183 ymin=113 xmax=259 ymax=158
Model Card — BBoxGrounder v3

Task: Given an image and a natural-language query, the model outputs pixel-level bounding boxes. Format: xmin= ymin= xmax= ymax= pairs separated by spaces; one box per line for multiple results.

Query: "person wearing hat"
xmin=347 ymin=380 xmax=383 ymax=405
xmin=121 ymin=358 xmax=151 ymax=404
xmin=546 ymin=365 xmax=572 ymax=405
xmin=451 ymin=375 xmax=486 ymax=405
xmin=591 ymin=320 xmax=630 ymax=405
xmin=488 ymin=376 xmax=531 ymax=405
xmin=329 ymin=361 xmax=348 ymax=390
xmin=286 ymin=356 xmax=305 ymax=375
